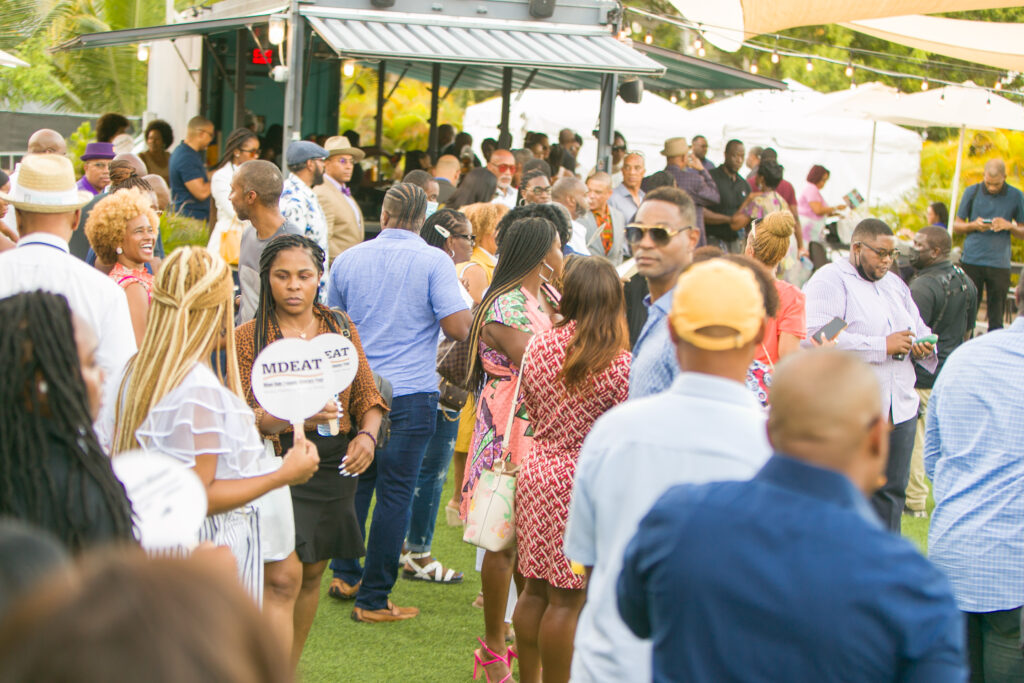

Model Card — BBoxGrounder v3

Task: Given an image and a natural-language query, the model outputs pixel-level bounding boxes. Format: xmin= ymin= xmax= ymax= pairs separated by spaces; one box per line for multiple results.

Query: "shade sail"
xmin=0 ymin=49 xmax=30 ymax=68
xmin=843 ymin=15 xmax=1024 ymax=73
xmin=664 ymin=0 xmax=1023 ymax=52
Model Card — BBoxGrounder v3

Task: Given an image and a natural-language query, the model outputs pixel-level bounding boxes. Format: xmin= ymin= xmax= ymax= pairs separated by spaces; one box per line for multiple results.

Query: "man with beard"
xmin=486 ymin=148 xmax=517 ymax=209
xmin=280 ymin=141 xmax=330 ymax=301
xmin=803 ymin=218 xmax=936 ymax=532
xmin=902 ymin=227 xmax=977 ymax=518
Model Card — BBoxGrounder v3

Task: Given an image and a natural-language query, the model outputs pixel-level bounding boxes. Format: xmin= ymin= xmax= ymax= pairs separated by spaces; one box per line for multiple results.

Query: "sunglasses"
xmin=240 ymin=146 xmax=261 ymax=155
xmin=856 ymin=241 xmax=898 ymax=260
xmin=625 ymin=223 xmax=692 ymax=246
xmin=612 ymin=145 xmax=627 ymax=152
xmin=452 ymin=232 xmax=476 ymax=245
xmin=490 ymin=163 xmax=515 ymax=173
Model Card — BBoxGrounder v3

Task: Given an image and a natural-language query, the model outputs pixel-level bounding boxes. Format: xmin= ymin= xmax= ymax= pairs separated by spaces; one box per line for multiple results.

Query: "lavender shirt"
xmin=802 ymin=259 xmax=937 ymax=423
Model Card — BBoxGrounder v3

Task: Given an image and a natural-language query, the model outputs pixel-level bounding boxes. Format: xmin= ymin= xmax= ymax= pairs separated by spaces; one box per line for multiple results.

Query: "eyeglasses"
xmin=490 ymin=163 xmax=515 ymax=173
xmin=528 ymin=186 xmax=551 ymax=196
xmin=612 ymin=145 xmax=627 ymax=152
xmin=856 ymin=241 xmax=898 ymax=260
xmin=625 ymin=223 xmax=692 ymax=246
xmin=451 ymin=232 xmax=476 ymax=245
xmin=240 ymin=146 xmax=261 ymax=155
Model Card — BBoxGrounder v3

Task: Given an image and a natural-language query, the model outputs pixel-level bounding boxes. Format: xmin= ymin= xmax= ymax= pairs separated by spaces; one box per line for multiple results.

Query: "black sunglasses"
xmin=625 ymin=223 xmax=692 ymax=246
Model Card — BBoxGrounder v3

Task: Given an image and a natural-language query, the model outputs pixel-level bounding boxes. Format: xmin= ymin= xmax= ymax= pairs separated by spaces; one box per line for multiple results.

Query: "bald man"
xmin=433 ymin=154 xmax=460 ymax=205
xmin=953 ymin=158 xmax=1024 ymax=331
xmin=618 ymin=350 xmax=966 ymax=682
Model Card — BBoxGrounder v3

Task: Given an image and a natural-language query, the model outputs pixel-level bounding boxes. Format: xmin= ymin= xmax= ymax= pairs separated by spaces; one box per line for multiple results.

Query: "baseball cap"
xmin=669 ymin=259 xmax=765 ymax=351
xmin=285 ymin=140 xmax=328 ymax=167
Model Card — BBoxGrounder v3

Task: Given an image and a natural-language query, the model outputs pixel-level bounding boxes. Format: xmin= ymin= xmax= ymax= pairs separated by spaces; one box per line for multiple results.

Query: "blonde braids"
xmin=112 ymin=247 xmax=240 ymax=454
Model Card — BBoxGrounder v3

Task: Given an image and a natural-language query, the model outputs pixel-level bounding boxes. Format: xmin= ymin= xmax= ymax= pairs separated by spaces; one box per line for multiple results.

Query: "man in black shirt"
xmin=904 ymin=225 xmax=978 ymax=517
xmin=703 ymin=139 xmax=750 ymax=254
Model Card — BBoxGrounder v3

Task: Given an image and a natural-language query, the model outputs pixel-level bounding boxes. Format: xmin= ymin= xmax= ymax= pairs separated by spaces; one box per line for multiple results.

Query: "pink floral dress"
xmin=109 ymin=262 xmax=154 ymax=301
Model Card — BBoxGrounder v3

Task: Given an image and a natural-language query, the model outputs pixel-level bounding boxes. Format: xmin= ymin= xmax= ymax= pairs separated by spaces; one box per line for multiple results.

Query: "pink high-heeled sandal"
xmin=472 ymin=637 xmax=512 ymax=683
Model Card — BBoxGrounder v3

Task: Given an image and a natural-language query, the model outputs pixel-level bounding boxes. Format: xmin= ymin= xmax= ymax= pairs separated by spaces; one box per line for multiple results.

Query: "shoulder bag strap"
xmin=501 ymin=335 xmax=536 ymax=463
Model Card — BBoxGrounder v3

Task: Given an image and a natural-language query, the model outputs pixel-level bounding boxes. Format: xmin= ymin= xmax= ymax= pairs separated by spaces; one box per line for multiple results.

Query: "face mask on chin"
xmin=855 ymin=252 xmax=883 ymax=282
xmin=425 ymin=201 xmax=438 ymax=219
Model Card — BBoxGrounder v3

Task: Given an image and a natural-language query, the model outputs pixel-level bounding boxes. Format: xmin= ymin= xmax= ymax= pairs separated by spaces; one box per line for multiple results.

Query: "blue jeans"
xmin=330 ymin=391 xmax=438 ymax=611
xmin=405 ymin=407 xmax=461 ymax=553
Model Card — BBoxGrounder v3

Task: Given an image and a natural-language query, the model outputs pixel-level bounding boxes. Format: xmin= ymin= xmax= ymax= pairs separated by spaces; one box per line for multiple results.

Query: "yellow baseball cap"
xmin=669 ymin=259 xmax=766 ymax=351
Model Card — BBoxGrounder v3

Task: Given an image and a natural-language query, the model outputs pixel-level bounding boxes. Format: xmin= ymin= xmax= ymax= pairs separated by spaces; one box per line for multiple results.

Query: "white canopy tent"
xmin=839 ymin=83 xmax=1024 ymax=216
xmin=683 ymin=83 xmax=923 ymax=207
xmin=462 ymin=89 xmax=694 ymax=175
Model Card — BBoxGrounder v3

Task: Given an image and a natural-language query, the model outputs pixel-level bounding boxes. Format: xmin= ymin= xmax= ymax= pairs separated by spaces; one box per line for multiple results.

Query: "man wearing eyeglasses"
xmin=486 ymin=149 xmax=517 ymax=210
xmin=627 ymin=187 xmax=701 ymax=399
xmin=315 ymin=136 xmax=366 ymax=265
xmin=803 ymin=218 xmax=936 ymax=532
xmin=169 ymin=116 xmax=215 ymax=223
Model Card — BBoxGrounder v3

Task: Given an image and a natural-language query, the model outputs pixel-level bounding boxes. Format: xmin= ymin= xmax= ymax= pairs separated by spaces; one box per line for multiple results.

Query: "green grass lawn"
xmin=298 ymin=468 xmax=935 ymax=682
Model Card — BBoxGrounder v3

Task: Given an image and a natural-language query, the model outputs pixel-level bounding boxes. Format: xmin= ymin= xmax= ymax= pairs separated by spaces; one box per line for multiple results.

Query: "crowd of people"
xmin=1 ymin=110 xmax=1023 ymax=683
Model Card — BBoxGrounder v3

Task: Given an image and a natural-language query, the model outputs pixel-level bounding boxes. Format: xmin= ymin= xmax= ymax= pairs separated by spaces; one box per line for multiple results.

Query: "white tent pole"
xmin=866 ymin=121 xmax=877 ymax=206
xmin=949 ymin=124 xmax=966 ymax=234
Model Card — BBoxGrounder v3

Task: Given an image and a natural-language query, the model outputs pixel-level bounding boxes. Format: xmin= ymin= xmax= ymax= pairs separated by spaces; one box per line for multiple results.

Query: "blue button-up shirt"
xmin=327 ymin=228 xmax=468 ymax=397
xmin=926 ymin=317 xmax=1024 ymax=613
xmin=608 ymin=183 xmax=643 ymax=223
xmin=618 ymin=454 xmax=967 ymax=683
xmin=628 ymin=289 xmax=678 ymax=399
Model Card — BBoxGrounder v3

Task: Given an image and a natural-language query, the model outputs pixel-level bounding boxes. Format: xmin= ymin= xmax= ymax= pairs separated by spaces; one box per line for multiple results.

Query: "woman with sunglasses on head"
xmin=519 ymin=168 xmax=552 ymax=207
xmin=512 ymin=256 xmax=631 ymax=683
xmin=393 ymin=209 xmax=476 ymax=585
xmin=209 ymin=128 xmax=262 ymax=261
xmin=462 ymin=214 xmax=563 ymax=683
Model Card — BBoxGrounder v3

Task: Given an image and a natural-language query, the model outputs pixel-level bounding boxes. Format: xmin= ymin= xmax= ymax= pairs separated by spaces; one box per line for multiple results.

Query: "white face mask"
xmin=425 ymin=201 xmax=438 ymax=219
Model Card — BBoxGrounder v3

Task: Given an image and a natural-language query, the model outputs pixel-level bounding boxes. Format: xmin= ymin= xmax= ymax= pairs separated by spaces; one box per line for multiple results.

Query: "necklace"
xmin=279 ymin=317 xmax=316 ymax=339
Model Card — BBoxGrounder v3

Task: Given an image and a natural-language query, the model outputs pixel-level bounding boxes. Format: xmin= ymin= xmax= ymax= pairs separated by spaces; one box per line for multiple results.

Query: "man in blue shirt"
xmin=926 ymin=283 xmax=1024 ymax=681
xmin=326 ymin=182 xmax=471 ymax=622
xmin=628 ymin=186 xmax=700 ymax=398
xmin=618 ymin=350 xmax=966 ymax=683
xmin=952 ymin=158 xmax=1024 ymax=331
xmin=168 ymin=116 xmax=214 ymax=222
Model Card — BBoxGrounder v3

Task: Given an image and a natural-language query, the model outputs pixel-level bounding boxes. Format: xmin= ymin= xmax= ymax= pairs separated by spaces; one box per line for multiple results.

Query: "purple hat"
xmin=80 ymin=142 xmax=116 ymax=161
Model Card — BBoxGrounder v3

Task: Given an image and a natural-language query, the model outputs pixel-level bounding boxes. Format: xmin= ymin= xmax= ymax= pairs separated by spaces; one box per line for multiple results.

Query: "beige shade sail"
xmin=842 ymin=15 xmax=1024 ymax=72
xmin=667 ymin=0 xmax=1023 ymax=51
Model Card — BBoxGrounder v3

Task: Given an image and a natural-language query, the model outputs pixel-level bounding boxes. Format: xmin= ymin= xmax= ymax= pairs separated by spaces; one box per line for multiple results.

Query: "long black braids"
xmin=0 ymin=292 xmax=134 ymax=552
xmin=212 ymin=127 xmax=259 ymax=172
xmin=465 ymin=216 xmax=557 ymax=388
xmin=420 ymin=208 xmax=470 ymax=250
xmin=253 ymin=233 xmax=342 ymax=359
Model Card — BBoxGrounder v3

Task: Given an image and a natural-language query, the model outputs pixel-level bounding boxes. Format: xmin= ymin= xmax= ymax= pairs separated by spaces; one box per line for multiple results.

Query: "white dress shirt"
xmin=568 ymin=219 xmax=589 ymax=255
xmin=492 ymin=185 xmax=517 ymax=210
xmin=0 ymin=232 xmax=136 ymax=395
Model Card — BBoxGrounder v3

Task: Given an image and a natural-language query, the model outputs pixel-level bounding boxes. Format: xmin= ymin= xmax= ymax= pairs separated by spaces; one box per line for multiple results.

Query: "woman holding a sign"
xmin=110 ymin=247 xmax=320 ymax=604
xmin=462 ymin=216 xmax=563 ymax=683
xmin=236 ymin=233 xmax=386 ymax=665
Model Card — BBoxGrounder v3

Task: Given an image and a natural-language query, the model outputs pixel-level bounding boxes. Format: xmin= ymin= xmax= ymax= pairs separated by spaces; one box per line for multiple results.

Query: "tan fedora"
xmin=660 ymin=137 xmax=688 ymax=157
xmin=323 ymin=135 xmax=366 ymax=162
xmin=0 ymin=154 xmax=92 ymax=213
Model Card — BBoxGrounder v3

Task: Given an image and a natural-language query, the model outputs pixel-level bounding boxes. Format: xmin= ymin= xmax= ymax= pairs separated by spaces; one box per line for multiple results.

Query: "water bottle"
xmin=316 ymin=397 xmax=340 ymax=437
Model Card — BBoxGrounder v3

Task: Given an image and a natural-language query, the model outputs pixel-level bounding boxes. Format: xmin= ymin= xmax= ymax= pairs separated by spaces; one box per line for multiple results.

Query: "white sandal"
xmin=402 ymin=552 xmax=464 ymax=584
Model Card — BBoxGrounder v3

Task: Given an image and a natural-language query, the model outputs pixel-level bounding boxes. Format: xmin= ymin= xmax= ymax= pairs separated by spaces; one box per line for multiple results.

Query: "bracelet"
xmin=356 ymin=430 xmax=377 ymax=448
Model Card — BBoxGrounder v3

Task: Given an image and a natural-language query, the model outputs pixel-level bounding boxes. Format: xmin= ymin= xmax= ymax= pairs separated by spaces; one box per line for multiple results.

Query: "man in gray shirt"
xmin=232 ymin=160 xmax=301 ymax=324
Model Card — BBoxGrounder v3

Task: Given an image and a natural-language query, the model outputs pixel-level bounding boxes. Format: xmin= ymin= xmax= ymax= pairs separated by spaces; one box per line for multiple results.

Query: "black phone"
xmin=813 ymin=317 xmax=847 ymax=344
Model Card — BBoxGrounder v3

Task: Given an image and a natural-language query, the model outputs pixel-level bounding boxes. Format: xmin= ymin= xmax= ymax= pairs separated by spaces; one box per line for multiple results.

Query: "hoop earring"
xmin=540 ymin=261 xmax=554 ymax=283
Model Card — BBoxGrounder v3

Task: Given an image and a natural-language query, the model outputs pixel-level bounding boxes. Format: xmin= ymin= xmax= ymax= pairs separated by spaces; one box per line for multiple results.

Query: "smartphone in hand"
xmin=813 ymin=317 xmax=847 ymax=344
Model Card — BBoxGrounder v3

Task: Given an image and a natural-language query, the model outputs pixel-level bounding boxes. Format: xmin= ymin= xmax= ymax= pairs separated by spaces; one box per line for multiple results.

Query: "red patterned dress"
xmin=516 ymin=322 xmax=631 ymax=589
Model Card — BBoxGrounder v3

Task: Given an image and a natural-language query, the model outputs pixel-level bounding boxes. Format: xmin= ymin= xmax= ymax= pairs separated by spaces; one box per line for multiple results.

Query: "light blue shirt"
xmin=327 ymin=229 xmax=469 ymax=397
xmin=564 ymin=372 xmax=771 ymax=683
xmin=925 ymin=317 xmax=1024 ymax=613
xmin=629 ymin=289 xmax=678 ymax=399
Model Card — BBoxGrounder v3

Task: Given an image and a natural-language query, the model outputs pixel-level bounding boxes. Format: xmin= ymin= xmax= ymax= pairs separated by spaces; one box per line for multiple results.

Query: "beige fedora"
xmin=324 ymin=136 xmax=366 ymax=162
xmin=660 ymin=137 xmax=688 ymax=157
xmin=0 ymin=154 xmax=92 ymax=213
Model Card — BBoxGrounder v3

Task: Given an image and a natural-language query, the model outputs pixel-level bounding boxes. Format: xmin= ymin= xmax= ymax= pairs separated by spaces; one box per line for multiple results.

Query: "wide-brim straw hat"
xmin=660 ymin=137 xmax=688 ymax=157
xmin=0 ymin=154 xmax=93 ymax=213
xmin=323 ymin=135 xmax=366 ymax=162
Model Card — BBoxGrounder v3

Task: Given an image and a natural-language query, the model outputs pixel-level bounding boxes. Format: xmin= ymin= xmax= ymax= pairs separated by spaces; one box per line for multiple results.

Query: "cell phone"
xmin=914 ymin=334 xmax=938 ymax=345
xmin=813 ymin=317 xmax=847 ymax=344
xmin=981 ymin=218 xmax=993 ymax=224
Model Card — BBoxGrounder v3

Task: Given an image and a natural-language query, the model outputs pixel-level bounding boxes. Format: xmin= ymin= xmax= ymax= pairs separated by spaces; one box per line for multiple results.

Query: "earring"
xmin=116 ymin=247 xmax=123 ymax=254
xmin=448 ymin=249 xmax=455 ymax=258
xmin=37 ymin=379 xmax=48 ymax=395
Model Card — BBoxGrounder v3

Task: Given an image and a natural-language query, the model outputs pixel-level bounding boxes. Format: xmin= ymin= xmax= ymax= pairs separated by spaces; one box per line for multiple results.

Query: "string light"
xmin=770 ymin=50 xmax=779 ymax=64
xmin=689 ymin=91 xmax=698 ymax=101
xmin=693 ymin=36 xmax=702 ymax=51
xmin=995 ymin=81 xmax=1003 ymax=91
xmin=670 ymin=94 xmax=678 ymax=103
xmin=342 ymin=60 xmax=355 ymax=77
xmin=697 ymin=46 xmax=706 ymax=57
xmin=644 ymin=33 xmax=653 ymax=44
xmin=805 ymin=58 xmax=813 ymax=72
xmin=703 ymin=89 xmax=714 ymax=98
xmin=750 ymin=63 xmax=758 ymax=75
xmin=845 ymin=62 xmax=854 ymax=78
xmin=921 ymin=80 xmax=929 ymax=91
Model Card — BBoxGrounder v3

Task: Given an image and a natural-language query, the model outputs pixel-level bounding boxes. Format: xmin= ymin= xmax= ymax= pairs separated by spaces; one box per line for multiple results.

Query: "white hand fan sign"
xmin=251 ymin=337 xmax=340 ymax=438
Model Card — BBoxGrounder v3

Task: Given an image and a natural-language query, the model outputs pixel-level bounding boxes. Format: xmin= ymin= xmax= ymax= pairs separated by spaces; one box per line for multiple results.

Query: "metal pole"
xmin=233 ymin=29 xmax=247 ymax=130
xmin=865 ymin=121 xmax=877 ymax=206
xmin=376 ymin=61 xmax=386 ymax=180
xmin=499 ymin=67 xmax=512 ymax=149
xmin=428 ymin=63 xmax=441 ymax=163
xmin=281 ymin=1 xmax=305 ymax=171
xmin=950 ymin=124 xmax=966 ymax=234
xmin=596 ymin=72 xmax=617 ymax=174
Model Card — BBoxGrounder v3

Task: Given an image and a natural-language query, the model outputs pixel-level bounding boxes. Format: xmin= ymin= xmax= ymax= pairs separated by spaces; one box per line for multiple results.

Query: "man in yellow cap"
xmin=564 ymin=258 xmax=773 ymax=683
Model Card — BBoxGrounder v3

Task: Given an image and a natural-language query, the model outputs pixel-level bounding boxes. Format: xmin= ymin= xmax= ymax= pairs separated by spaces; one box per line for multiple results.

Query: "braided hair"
xmin=212 ymin=128 xmax=259 ymax=171
xmin=465 ymin=217 xmax=557 ymax=387
xmin=113 ymin=247 xmax=238 ymax=454
xmin=252 ymin=233 xmax=345 ymax=358
xmin=0 ymin=291 xmax=134 ymax=551
xmin=420 ymin=208 xmax=470 ymax=250
xmin=382 ymin=182 xmax=427 ymax=230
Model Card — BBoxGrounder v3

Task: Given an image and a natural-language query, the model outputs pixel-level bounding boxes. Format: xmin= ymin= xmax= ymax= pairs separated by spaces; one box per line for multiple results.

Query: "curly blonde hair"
xmin=460 ymin=202 xmax=508 ymax=242
xmin=750 ymin=210 xmax=794 ymax=269
xmin=84 ymin=188 xmax=159 ymax=263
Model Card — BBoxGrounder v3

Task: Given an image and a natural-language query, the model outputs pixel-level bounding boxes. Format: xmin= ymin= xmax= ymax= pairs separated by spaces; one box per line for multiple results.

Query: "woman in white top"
xmin=110 ymin=247 xmax=318 ymax=605
xmin=208 ymin=128 xmax=262 ymax=262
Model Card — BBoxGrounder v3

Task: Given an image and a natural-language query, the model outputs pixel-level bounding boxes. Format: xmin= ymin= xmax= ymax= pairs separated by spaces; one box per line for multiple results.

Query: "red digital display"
xmin=252 ymin=48 xmax=273 ymax=65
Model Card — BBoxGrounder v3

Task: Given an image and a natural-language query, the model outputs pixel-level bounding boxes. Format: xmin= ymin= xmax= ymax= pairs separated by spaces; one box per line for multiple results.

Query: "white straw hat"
xmin=0 ymin=154 xmax=93 ymax=214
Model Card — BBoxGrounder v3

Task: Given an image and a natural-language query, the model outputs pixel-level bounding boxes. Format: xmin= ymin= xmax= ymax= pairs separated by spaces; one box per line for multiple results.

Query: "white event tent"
xmin=462 ymin=89 xmax=694 ymax=175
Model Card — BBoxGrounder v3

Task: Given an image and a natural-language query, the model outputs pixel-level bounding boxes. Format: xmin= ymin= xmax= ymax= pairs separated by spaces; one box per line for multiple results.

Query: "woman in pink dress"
xmin=84 ymin=187 xmax=158 ymax=345
xmin=798 ymin=164 xmax=846 ymax=245
xmin=513 ymin=256 xmax=631 ymax=683
xmin=463 ymin=216 xmax=563 ymax=683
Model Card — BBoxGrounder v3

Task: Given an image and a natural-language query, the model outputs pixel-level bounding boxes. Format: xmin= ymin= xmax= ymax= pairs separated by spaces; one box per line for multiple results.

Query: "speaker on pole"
xmin=619 ymin=78 xmax=643 ymax=104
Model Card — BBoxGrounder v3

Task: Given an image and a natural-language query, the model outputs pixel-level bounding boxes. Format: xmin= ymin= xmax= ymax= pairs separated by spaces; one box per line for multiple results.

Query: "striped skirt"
xmin=199 ymin=505 xmax=263 ymax=606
